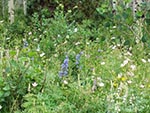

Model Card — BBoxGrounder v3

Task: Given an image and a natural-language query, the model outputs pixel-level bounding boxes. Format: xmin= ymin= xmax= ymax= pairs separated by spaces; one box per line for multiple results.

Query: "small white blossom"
xmin=127 ymin=72 xmax=134 ymax=76
xmin=63 ymin=80 xmax=68 ymax=85
xmin=32 ymin=82 xmax=38 ymax=87
xmin=40 ymin=52 xmax=45 ymax=57
xmin=148 ymin=59 xmax=150 ymax=63
xmin=112 ymin=45 xmax=116 ymax=50
xmin=28 ymin=32 xmax=32 ymax=35
xmin=118 ymin=73 xmax=122 ymax=78
xmin=111 ymin=37 xmax=116 ymax=40
xmin=130 ymin=65 xmax=136 ymax=71
xmin=121 ymin=59 xmax=129 ymax=67
xmin=100 ymin=62 xmax=105 ymax=65
xmin=6 ymin=37 xmax=10 ymax=40
xmin=127 ymin=51 xmax=132 ymax=56
xmin=34 ymin=38 xmax=38 ymax=41
xmin=141 ymin=59 xmax=146 ymax=63
xmin=66 ymin=35 xmax=69 ymax=39
xmin=57 ymin=34 xmax=61 ymax=38
xmin=74 ymin=28 xmax=78 ymax=32
xmin=36 ymin=45 xmax=40 ymax=52
xmin=75 ymin=42 xmax=80 ymax=45
xmin=127 ymin=80 xmax=132 ymax=84
xmin=0 ymin=20 xmax=4 ymax=23
xmin=140 ymin=84 xmax=144 ymax=88
xmin=0 ymin=105 xmax=2 ymax=109
xmin=98 ymin=82 xmax=104 ymax=87
xmin=113 ymin=26 xmax=117 ymax=28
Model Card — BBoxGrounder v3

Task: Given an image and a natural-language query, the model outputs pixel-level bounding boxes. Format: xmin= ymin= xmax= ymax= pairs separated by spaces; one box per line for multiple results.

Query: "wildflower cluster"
xmin=59 ymin=56 xmax=69 ymax=77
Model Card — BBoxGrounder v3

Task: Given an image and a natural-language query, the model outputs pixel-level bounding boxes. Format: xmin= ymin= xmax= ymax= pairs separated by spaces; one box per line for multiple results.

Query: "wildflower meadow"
xmin=0 ymin=0 xmax=150 ymax=113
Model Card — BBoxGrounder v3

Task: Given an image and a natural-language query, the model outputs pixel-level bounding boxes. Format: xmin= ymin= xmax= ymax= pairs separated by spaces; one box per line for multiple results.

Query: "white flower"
xmin=118 ymin=73 xmax=122 ymax=78
xmin=112 ymin=45 xmax=116 ymax=50
xmin=0 ymin=105 xmax=2 ymax=109
xmin=100 ymin=62 xmax=105 ymax=65
xmin=111 ymin=37 xmax=116 ymax=40
xmin=34 ymin=38 xmax=38 ymax=41
xmin=40 ymin=52 xmax=45 ymax=57
xmin=74 ymin=28 xmax=78 ymax=32
xmin=0 ymin=20 xmax=4 ymax=23
xmin=57 ymin=34 xmax=61 ymax=38
xmin=148 ymin=59 xmax=150 ymax=63
xmin=127 ymin=51 xmax=132 ymax=56
xmin=140 ymin=84 xmax=144 ymax=88
xmin=127 ymin=72 xmax=134 ymax=76
xmin=127 ymin=80 xmax=132 ymax=84
xmin=113 ymin=26 xmax=117 ymax=28
xmin=121 ymin=59 xmax=129 ymax=67
xmin=28 ymin=32 xmax=32 ymax=35
xmin=75 ymin=42 xmax=80 ymax=45
xmin=66 ymin=35 xmax=69 ymax=39
xmin=130 ymin=65 xmax=136 ymax=71
xmin=36 ymin=45 xmax=40 ymax=52
xmin=32 ymin=82 xmax=38 ymax=87
xmin=6 ymin=37 xmax=10 ymax=40
xmin=98 ymin=82 xmax=104 ymax=87
xmin=63 ymin=80 xmax=68 ymax=85
xmin=141 ymin=59 xmax=146 ymax=63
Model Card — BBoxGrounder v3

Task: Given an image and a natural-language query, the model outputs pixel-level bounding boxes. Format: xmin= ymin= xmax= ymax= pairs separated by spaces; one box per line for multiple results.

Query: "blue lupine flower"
xmin=59 ymin=56 xmax=69 ymax=77
xmin=76 ymin=54 xmax=81 ymax=65
xmin=75 ymin=52 xmax=83 ymax=68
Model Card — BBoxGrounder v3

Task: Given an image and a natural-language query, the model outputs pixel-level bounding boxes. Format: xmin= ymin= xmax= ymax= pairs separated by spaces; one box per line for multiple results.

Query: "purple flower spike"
xmin=59 ymin=56 xmax=69 ymax=77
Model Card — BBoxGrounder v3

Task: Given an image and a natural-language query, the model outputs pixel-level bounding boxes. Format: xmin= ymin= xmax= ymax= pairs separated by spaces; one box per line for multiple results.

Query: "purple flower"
xmin=76 ymin=54 xmax=81 ymax=65
xmin=76 ymin=52 xmax=83 ymax=67
xmin=59 ymin=56 xmax=69 ymax=77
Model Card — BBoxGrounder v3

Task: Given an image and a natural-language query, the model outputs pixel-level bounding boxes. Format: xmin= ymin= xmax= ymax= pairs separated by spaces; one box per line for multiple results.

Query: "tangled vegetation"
xmin=0 ymin=0 xmax=150 ymax=113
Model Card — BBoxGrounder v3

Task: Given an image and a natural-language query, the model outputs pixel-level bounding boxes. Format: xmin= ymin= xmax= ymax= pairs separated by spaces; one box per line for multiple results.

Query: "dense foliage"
xmin=0 ymin=0 xmax=150 ymax=113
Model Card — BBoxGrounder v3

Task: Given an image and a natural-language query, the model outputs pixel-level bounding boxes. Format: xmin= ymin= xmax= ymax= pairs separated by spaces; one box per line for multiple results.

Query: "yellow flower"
xmin=113 ymin=82 xmax=118 ymax=87
xmin=121 ymin=77 xmax=127 ymax=81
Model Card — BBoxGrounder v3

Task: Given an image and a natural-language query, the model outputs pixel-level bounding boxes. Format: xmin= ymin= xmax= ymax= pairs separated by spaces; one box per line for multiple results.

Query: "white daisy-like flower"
xmin=32 ymin=82 xmax=38 ymax=87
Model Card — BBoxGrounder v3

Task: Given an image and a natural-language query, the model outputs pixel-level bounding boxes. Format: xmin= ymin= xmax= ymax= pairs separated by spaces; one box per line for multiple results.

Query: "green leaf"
xmin=3 ymin=85 xmax=10 ymax=91
xmin=0 ymin=91 xmax=4 ymax=97
xmin=142 ymin=35 xmax=147 ymax=43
